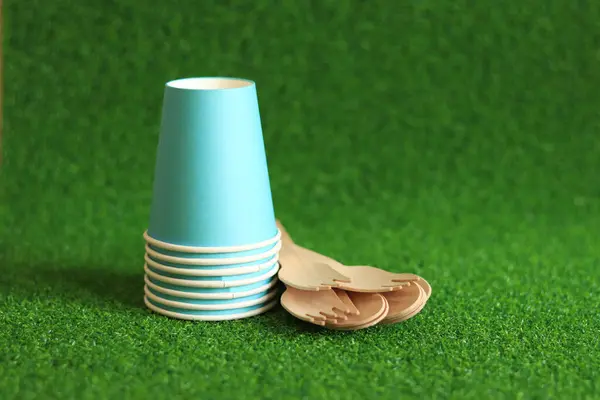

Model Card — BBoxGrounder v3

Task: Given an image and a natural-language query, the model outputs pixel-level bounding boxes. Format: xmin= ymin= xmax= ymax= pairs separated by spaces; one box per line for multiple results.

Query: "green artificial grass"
xmin=2 ymin=0 xmax=600 ymax=398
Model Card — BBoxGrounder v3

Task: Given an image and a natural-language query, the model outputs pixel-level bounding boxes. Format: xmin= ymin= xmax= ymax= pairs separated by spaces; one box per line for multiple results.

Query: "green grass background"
xmin=2 ymin=0 xmax=600 ymax=398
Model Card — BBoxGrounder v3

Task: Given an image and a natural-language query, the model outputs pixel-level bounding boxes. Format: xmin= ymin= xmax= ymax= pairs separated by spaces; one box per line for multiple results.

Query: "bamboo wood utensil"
xmin=394 ymin=296 xmax=428 ymax=322
xmin=277 ymin=212 xmax=352 ymax=291
xmin=381 ymin=279 xmax=432 ymax=324
xmin=311 ymin=261 xmax=413 ymax=292
xmin=331 ymin=301 xmax=389 ymax=331
xmin=417 ymin=278 xmax=432 ymax=298
xmin=292 ymin=243 xmax=422 ymax=291
xmin=276 ymin=220 xmax=432 ymax=329
xmin=383 ymin=292 xmax=428 ymax=324
xmin=276 ymin=220 xmax=418 ymax=292
xmin=381 ymin=282 xmax=425 ymax=323
xmin=278 ymin=239 xmax=352 ymax=291
xmin=280 ymin=286 xmax=360 ymax=326
xmin=325 ymin=291 xmax=389 ymax=330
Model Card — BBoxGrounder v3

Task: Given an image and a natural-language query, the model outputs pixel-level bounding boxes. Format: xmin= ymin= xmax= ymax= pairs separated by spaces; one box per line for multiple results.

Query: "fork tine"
xmin=306 ymin=313 xmax=327 ymax=322
xmin=330 ymin=308 xmax=349 ymax=320
xmin=318 ymin=309 xmax=339 ymax=318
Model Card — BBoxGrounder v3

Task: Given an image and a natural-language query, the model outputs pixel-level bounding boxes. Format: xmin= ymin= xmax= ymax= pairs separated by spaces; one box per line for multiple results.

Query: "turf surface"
xmin=2 ymin=0 xmax=600 ymax=398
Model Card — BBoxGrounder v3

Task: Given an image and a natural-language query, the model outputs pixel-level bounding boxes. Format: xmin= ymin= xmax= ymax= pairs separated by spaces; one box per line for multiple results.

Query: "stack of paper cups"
xmin=143 ymin=77 xmax=281 ymax=321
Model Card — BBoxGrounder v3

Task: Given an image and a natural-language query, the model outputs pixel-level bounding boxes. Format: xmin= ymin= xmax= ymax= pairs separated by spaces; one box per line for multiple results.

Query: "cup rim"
xmin=165 ymin=77 xmax=255 ymax=91
xmin=144 ymin=285 xmax=279 ymax=311
xmin=144 ymin=262 xmax=279 ymax=288
xmin=144 ymin=275 xmax=278 ymax=300
xmin=145 ymin=240 xmax=281 ymax=266
xmin=144 ymin=252 xmax=279 ymax=277
xmin=144 ymin=229 xmax=281 ymax=254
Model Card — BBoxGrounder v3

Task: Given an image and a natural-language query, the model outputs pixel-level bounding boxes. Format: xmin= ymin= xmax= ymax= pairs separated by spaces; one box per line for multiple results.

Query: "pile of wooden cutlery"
xmin=277 ymin=221 xmax=431 ymax=330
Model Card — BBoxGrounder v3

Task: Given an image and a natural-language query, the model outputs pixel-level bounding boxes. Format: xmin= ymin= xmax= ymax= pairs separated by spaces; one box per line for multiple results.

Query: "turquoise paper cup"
xmin=145 ymin=296 xmax=270 ymax=316
xmin=144 ymin=285 xmax=279 ymax=310
xmin=144 ymin=275 xmax=279 ymax=299
xmin=146 ymin=241 xmax=277 ymax=259
xmin=145 ymin=285 xmax=270 ymax=305
xmin=144 ymin=253 xmax=278 ymax=276
xmin=144 ymin=260 xmax=279 ymax=283
xmin=147 ymin=77 xmax=277 ymax=248
xmin=143 ymin=263 xmax=279 ymax=291
xmin=144 ymin=296 xmax=279 ymax=321
xmin=144 ymin=229 xmax=281 ymax=259
xmin=144 ymin=240 xmax=281 ymax=267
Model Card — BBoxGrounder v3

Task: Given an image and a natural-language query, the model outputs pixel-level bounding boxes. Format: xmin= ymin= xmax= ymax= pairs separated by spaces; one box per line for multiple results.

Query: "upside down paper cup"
xmin=143 ymin=239 xmax=281 ymax=268
xmin=143 ymin=266 xmax=281 ymax=319
xmin=144 ymin=275 xmax=279 ymax=299
xmin=144 ymin=285 xmax=280 ymax=310
xmin=143 ymin=259 xmax=279 ymax=285
xmin=145 ymin=283 xmax=276 ymax=306
xmin=144 ymin=252 xmax=280 ymax=276
xmin=143 ymin=77 xmax=281 ymax=321
xmin=143 ymin=273 xmax=281 ymax=319
xmin=143 ymin=229 xmax=281 ymax=259
xmin=146 ymin=77 xmax=277 ymax=249
xmin=144 ymin=296 xmax=279 ymax=321
xmin=143 ymin=261 xmax=280 ymax=319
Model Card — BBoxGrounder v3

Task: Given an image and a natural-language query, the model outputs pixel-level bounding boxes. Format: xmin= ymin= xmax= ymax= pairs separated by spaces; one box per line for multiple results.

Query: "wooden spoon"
xmin=325 ymin=291 xmax=389 ymax=330
xmin=280 ymin=286 xmax=359 ymax=326
xmin=276 ymin=220 xmax=418 ymax=292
